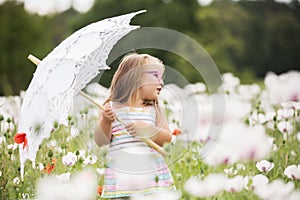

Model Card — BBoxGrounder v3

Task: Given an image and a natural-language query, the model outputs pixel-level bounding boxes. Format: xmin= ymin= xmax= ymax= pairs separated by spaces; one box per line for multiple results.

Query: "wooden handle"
xmin=28 ymin=54 xmax=41 ymax=65
xmin=27 ymin=54 xmax=169 ymax=157
xmin=78 ymin=91 xmax=105 ymax=110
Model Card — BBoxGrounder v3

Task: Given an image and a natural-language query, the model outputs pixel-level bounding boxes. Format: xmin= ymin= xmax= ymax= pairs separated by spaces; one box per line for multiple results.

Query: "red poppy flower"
xmin=43 ymin=158 xmax=57 ymax=174
xmin=172 ymin=129 xmax=181 ymax=136
xmin=97 ymin=185 xmax=103 ymax=195
xmin=14 ymin=132 xmax=28 ymax=149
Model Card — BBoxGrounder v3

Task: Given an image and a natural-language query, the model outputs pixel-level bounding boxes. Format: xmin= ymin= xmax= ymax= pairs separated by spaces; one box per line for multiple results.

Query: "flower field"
xmin=1 ymin=71 xmax=300 ymax=200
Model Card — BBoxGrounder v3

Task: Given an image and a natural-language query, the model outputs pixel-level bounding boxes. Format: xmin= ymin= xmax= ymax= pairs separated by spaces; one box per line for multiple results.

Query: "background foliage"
xmin=0 ymin=0 xmax=300 ymax=95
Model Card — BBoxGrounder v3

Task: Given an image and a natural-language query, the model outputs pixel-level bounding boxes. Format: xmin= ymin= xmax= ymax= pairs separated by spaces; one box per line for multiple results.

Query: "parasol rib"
xmin=27 ymin=54 xmax=168 ymax=157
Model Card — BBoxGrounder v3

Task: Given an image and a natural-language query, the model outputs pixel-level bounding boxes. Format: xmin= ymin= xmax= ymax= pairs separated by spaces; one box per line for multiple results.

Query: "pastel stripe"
xmin=102 ymin=185 xmax=176 ymax=198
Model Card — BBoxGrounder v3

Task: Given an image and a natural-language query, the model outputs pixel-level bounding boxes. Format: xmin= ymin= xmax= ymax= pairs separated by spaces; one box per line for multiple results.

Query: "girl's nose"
xmin=159 ymin=78 xmax=164 ymax=86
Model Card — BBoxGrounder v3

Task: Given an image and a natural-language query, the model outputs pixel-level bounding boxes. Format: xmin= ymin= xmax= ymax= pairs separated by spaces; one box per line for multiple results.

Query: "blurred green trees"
xmin=0 ymin=1 xmax=53 ymax=95
xmin=0 ymin=0 xmax=300 ymax=95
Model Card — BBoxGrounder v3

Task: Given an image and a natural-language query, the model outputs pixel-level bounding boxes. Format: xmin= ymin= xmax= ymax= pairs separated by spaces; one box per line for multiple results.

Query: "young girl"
xmin=94 ymin=53 xmax=176 ymax=199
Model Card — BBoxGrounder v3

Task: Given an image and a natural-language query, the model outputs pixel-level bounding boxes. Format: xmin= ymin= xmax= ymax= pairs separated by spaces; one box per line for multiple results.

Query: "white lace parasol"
xmin=17 ymin=10 xmax=146 ymax=180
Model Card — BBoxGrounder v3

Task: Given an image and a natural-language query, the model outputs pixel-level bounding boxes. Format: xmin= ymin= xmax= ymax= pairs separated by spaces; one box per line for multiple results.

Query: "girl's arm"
xmin=94 ymin=105 xmax=115 ymax=147
xmin=150 ymin=107 xmax=172 ymax=146
xmin=125 ymin=107 xmax=172 ymax=147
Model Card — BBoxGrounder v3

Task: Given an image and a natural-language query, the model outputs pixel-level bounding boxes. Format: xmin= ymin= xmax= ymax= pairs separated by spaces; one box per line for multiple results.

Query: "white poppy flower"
xmin=236 ymin=163 xmax=246 ymax=171
xmin=184 ymin=177 xmax=201 ymax=197
xmin=7 ymin=143 xmax=17 ymax=150
xmin=224 ymin=175 xmax=244 ymax=192
xmin=13 ymin=177 xmax=21 ymax=185
xmin=35 ymin=170 xmax=97 ymax=200
xmin=290 ymin=151 xmax=297 ymax=157
xmin=256 ymin=160 xmax=274 ymax=172
xmin=281 ymin=101 xmax=300 ymax=110
xmin=184 ymin=174 xmax=226 ymax=198
xmin=264 ymin=71 xmax=300 ymax=104
xmin=38 ymin=163 xmax=45 ymax=171
xmin=203 ymin=122 xmax=272 ymax=166
xmin=254 ymin=179 xmax=294 ymax=200
xmin=83 ymin=155 xmax=97 ymax=165
xmin=46 ymin=140 xmax=57 ymax=148
xmin=224 ymin=167 xmax=237 ymax=175
xmin=22 ymin=193 xmax=30 ymax=199
xmin=96 ymin=168 xmax=105 ymax=176
xmin=184 ymin=82 xmax=206 ymax=95
xmin=277 ymin=108 xmax=294 ymax=120
xmin=62 ymin=152 xmax=77 ymax=166
xmin=288 ymin=190 xmax=300 ymax=200
xmin=284 ymin=165 xmax=300 ymax=180
xmin=249 ymin=111 xmax=267 ymax=126
xmin=248 ymin=174 xmax=269 ymax=190
xmin=222 ymin=73 xmax=240 ymax=94
xmin=237 ymin=84 xmax=260 ymax=101
xmin=277 ymin=120 xmax=293 ymax=136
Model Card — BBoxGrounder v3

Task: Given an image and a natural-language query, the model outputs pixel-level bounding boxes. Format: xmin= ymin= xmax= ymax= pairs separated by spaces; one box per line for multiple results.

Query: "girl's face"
xmin=139 ymin=59 xmax=164 ymax=101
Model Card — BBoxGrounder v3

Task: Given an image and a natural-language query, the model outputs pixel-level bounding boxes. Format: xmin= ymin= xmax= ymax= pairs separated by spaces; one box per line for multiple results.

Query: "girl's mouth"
xmin=156 ymin=87 xmax=162 ymax=94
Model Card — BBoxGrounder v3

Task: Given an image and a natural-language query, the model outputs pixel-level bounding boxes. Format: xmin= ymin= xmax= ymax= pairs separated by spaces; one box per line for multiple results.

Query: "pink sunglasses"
xmin=143 ymin=70 xmax=164 ymax=84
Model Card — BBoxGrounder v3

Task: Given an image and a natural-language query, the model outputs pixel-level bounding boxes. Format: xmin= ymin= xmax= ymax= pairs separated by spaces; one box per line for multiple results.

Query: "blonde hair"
xmin=104 ymin=53 xmax=163 ymax=107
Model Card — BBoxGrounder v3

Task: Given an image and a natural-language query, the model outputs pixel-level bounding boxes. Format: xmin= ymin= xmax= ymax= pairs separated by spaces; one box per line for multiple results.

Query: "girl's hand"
xmin=101 ymin=106 xmax=116 ymax=124
xmin=125 ymin=122 xmax=154 ymax=138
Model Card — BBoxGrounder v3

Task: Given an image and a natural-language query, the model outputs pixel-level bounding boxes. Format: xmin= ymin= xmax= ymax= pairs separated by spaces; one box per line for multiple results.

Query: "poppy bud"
xmin=8 ymin=149 xmax=13 ymax=154
xmin=155 ymin=175 xmax=159 ymax=183
xmin=83 ymin=107 xmax=89 ymax=115
xmin=6 ymin=118 xmax=11 ymax=123
xmin=68 ymin=115 xmax=72 ymax=121
xmin=53 ymin=121 xmax=59 ymax=129
xmin=48 ymin=150 xmax=53 ymax=158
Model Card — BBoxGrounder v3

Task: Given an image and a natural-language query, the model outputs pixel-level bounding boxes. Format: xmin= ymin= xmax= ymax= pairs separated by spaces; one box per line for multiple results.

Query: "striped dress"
xmin=101 ymin=106 xmax=176 ymax=198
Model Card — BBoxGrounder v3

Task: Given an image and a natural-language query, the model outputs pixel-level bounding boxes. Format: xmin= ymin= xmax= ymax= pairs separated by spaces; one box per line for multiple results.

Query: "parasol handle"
xmin=27 ymin=54 xmax=169 ymax=157
xmin=79 ymin=91 xmax=127 ymax=125
xmin=28 ymin=54 xmax=41 ymax=65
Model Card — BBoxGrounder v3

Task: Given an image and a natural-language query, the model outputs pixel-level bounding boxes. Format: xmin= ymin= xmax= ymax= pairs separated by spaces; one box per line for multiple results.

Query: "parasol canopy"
xmin=16 ymin=10 xmax=147 ymax=180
